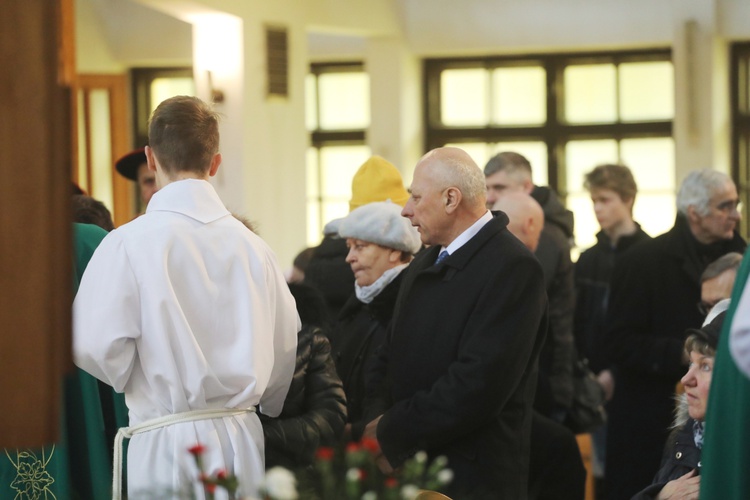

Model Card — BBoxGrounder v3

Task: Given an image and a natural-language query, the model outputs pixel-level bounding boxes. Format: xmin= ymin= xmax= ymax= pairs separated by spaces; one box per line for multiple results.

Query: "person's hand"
xmin=362 ymin=415 xmax=395 ymax=473
xmin=597 ymin=369 xmax=615 ymax=401
xmin=656 ymin=469 xmax=700 ymax=499
xmin=375 ymin=453 xmax=395 ymax=474
xmin=363 ymin=415 xmax=382 ymax=440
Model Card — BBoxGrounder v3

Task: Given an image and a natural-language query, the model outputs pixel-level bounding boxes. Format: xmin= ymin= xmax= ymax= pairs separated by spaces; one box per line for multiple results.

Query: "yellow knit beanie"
xmin=349 ymin=156 xmax=410 ymax=211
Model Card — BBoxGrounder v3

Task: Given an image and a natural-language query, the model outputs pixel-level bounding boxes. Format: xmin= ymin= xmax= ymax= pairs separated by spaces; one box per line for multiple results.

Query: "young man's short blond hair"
xmin=148 ymin=96 xmax=219 ymax=175
xmin=583 ymin=164 xmax=638 ymax=204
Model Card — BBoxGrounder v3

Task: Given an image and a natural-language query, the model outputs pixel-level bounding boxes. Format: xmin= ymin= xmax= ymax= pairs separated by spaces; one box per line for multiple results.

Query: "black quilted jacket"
xmin=259 ymin=284 xmax=347 ymax=469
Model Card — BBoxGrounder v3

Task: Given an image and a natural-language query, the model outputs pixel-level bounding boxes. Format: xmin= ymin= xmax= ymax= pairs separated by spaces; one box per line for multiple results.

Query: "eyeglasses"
xmin=714 ymin=199 xmax=742 ymax=214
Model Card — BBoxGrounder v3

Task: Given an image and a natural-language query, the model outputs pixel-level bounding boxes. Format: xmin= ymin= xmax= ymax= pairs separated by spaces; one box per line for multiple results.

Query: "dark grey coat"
xmin=631 ymin=396 xmax=701 ymax=500
xmin=531 ymin=186 xmax=576 ymax=417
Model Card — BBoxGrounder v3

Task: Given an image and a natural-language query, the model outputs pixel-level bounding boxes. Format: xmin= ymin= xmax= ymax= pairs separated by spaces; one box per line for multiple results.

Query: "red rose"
xmin=360 ymin=437 xmax=380 ymax=454
xmin=346 ymin=442 xmax=361 ymax=453
xmin=205 ymin=483 xmax=216 ymax=494
xmin=216 ymin=470 xmax=227 ymax=480
xmin=315 ymin=447 xmax=335 ymax=460
xmin=188 ymin=444 xmax=206 ymax=456
xmin=385 ymin=477 xmax=398 ymax=488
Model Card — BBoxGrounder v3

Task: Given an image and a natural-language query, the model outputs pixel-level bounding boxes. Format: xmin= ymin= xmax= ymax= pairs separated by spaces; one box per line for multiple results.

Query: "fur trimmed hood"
xmin=672 ymin=393 xmax=691 ymax=429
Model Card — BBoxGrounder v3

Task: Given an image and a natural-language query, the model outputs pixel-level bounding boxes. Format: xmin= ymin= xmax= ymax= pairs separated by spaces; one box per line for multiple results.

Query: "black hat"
xmin=685 ymin=310 xmax=726 ymax=350
xmin=115 ymin=148 xmax=147 ymax=181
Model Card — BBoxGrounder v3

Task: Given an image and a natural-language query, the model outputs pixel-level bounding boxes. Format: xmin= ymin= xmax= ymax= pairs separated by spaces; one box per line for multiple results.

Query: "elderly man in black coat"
xmin=603 ymin=169 xmax=746 ymax=500
xmin=364 ymin=147 xmax=548 ymax=499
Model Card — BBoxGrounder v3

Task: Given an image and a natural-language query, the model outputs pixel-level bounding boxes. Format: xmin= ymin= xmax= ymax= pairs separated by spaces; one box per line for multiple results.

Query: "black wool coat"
xmin=603 ymin=215 xmax=745 ymax=500
xmin=329 ymin=272 xmax=403 ymax=440
xmin=367 ymin=213 xmax=548 ymax=500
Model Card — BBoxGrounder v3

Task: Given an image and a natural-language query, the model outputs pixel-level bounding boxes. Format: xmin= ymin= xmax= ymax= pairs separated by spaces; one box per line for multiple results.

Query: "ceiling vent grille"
xmin=266 ymin=26 xmax=288 ymax=97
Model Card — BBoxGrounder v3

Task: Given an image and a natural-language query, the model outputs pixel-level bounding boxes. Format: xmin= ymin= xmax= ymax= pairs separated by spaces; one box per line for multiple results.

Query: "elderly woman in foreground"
xmin=328 ymin=200 xmax=421 ymax=441
xmin=632 ymin=309 xmax=726 ymax=500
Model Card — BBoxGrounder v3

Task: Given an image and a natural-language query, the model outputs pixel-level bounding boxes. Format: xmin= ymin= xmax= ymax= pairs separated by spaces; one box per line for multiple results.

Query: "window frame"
xmin=309 ymin=61 xmax=367 ymax=146
xmin=731 ymin=42 xmax=750 ymax=236
xmin=130 ymin=67 xmax=194 ymax=149
xmin=306 ymin=61 xmax=369 ymax=245
xmin=423 ymin=49 xmax=673 ymax=198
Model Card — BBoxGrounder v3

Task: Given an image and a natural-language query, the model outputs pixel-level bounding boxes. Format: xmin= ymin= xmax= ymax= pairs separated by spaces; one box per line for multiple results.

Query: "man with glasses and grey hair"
xmin=601 ymin=169 xmax=746 ymax=500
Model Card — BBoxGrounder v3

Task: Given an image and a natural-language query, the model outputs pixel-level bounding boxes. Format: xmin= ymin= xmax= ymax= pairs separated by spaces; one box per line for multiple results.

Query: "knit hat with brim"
xmin=115 ymin=147 xmax=147 ymax=181
xmin=686 ymin=310 xmax=727 ymax=351
xmin=338 ymin=201 xmax=421 ymax=254
xmin=349 ymin=156 xmax=409 ymax=211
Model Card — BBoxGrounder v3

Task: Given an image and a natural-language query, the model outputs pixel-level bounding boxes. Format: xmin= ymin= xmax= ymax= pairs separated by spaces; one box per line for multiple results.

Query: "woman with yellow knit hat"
xmin=304 ymin=156 xmax=410 ymax=319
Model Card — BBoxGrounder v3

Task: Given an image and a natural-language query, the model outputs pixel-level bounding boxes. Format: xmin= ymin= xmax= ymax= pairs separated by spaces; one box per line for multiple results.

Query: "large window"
xmin=306 ymin=62 xmax=370 ymax=246
xmin=130 ymin=67 xmax=195 ymax=214
xmin=131 ymin=67 xmax=195 ymax=149
xmin=732 ymin=43 xmax=750 ymax=236
xmin=425 ymin=50 xmax=675 ymax=254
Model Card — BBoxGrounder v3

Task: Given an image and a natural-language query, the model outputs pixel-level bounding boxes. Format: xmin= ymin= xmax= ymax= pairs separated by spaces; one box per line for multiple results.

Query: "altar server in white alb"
xmin=73 ymin=95 xmax=300 ymax=499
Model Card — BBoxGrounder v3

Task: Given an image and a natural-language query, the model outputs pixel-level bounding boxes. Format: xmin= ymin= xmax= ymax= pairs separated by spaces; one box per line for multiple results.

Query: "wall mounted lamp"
xmin=206 ymin=70 xmax=225 ymax=103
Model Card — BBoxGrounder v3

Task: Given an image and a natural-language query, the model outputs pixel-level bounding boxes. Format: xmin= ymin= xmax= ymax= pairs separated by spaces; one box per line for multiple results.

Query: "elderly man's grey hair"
xmin=701 ymin=252 xmax=743 ymax=283
xmin=428 ymin=148 xmax=487 ymax=204
xmin=676 ymin=169 xmax=733 ymax=217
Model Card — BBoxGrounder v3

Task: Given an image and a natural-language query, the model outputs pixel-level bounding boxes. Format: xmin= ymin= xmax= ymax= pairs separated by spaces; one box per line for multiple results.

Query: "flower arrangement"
xmin=260 ymin=438 xmax=453 ymax=500
xmin=188 ymin=439 xmax=453 ymax=500
xmin=188 ymin=444 xmax=240 ymax=499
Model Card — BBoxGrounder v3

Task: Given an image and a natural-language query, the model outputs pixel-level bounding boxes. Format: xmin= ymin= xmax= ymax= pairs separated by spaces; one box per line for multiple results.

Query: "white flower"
xmin=437 ymin=469 xmax=454 ymax=485
xmin=401 ymin=484 xmax=419 ymax=499
xmin=346 ymin=468 xmax=362 ymax=482
xmin=414 ymin=451 xmax=427 ymax=464
xmin=262 ymin=466 xmax=298 ymax=500
xmin=432 ymin=455 xmax=448 ymax=468
xmin=361 ymin=491 xmax=378 ymax=500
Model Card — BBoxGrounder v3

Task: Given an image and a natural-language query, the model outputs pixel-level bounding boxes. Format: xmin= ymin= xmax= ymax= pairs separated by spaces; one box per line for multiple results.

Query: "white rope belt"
xmin=112 ymin=407 xmax=255 ymax=500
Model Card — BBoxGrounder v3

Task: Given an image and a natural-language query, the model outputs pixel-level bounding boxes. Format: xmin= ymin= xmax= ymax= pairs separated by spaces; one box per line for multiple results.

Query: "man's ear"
xmin=444 ymin=187 xmax=462 ymax=214
xmin=145 ymin=146 xmax=157 ymax=173
xmin=388 ymin=249 xmax=403 ymax=264
xmin=208 ymin=153 xmax=222 ymax=177
xmin=522 ymin=178 xmax=534 ymax=194
xmin=523 ymin=216 xmax=534 ymax=237
xmin=686 ymin=205 xmax=701 ymax=225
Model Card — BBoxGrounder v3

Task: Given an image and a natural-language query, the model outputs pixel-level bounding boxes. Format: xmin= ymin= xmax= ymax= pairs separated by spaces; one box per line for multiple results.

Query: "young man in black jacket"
xmin=574 ymin=164 xmax=651 ymax=498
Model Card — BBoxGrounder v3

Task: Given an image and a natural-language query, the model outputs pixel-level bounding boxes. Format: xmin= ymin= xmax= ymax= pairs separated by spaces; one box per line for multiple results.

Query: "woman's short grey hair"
xmin=676 ymin=169 xmax=732 ymax=217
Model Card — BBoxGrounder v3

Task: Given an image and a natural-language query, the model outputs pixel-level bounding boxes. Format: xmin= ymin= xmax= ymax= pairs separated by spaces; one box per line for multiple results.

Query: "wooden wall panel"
xmin=0 ymin=0 xmax=73 ymax=447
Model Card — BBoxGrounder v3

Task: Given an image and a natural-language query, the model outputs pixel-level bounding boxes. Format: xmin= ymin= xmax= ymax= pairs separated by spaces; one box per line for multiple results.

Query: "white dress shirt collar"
xmin=440 ymin=210 xmax=493 ymax=256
